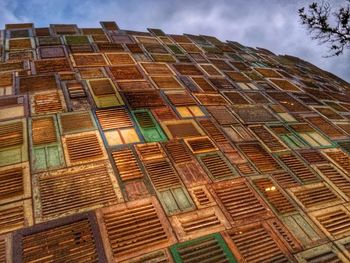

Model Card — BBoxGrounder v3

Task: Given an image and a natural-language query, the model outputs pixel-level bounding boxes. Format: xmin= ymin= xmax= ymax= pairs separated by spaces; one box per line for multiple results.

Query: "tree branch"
xmin=299 ymin=0 xmax=350 ymax=56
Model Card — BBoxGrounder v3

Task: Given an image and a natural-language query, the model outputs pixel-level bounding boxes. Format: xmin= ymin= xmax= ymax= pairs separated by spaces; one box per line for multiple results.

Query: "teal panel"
xmin=159 ymin=190 xmax=179 ymax=214
xmin=172 ymin=187 xmax=192 ymax=210
xmin=0 ymin=147 xmax=22 ymax=167
xmin=33 ymin=147 xmax=47 ymax=171
xmin=132 ymin=109 xmax=167 ymax=142
xmin=46 ymin=145 xmax=64 ymax=168
xmin=170 ymin=233 xmax=237 ymax=263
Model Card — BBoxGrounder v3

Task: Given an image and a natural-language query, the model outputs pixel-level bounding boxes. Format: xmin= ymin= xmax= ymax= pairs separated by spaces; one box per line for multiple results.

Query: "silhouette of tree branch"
xmin=299 ymin=0 xmax=350 ymax=56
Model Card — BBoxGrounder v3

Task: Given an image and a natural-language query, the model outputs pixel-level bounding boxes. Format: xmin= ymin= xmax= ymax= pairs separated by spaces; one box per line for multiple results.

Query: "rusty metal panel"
xmin=135 ymin=142 xmax=166 ymax=161
xmin=188 ymin=185 xmax=217 ymax=209
xmin=71 ymin=53 xmax=108 ymax=67
xmin=288 ymin=182 xmax=344 ymax=212
xmin=184 ymin=136 xmax=218 ymax=154
xmin=251 ymin=176 xmax=298 ymax=216
xmin=305 ymin=115 xmax=348 ymax=140
xmin=309 ymin=205 xmax=350 ymax=240
xmin=37 ymin=36 xmax=62 ymax=46
xmin=290 ymin=123 xmax=333 ymax=149
xmin=275 ymin=151 xmax=321 ymax=184
xmin=30 ymin=116 xmax=65 ymax=172
xmin=95 ymin=107 xmax=132 ymax=130
xmin=38 ymin=46 xmax=66 ymax=59
xmin=104 ymin=52 xmax=135 ymax=65
xmin=314 ymin=163 xmax=350 ymax=201
xmin=198 ymin=63 xmax=222 ymax=77
xmin=33 ymin=161 xmax=122 ymax=222
xmin=161 ymin=120 xmax=204 ymax=139
xmin=192 ymin=76 xmax=217 ymax=92
xmin=19 ymin=74 xmax=58 ymax=94
xmin=143 ymin=158 xmax=182 ymax=190
xmin=231 ymin=105 xmax=278 ymax=124
xmin=0 ymin=200 xmax=33 ymax=234
xmin=140 ymin=62 xmax=174 ymax=75
xmin=249 ymin=125 xmax=288 ymax=152
xmin=295 ymin=243 xmax=348 ymax=262
xmin=271 ymin=170 xmax=301 ymax=188
xmin=254 ymin=67 xmax=282 ymax=78
xmin=297 ymin=149 xmax=329 ymax=165
xmin=268 ymin=78 xmax=302 ymax=92
xmin=151 ymin=106 xmax=178 ymax=122
xmin=225 ymin=71 xmax=250 ymax=83
xmin=164 ymin=140 xmax=210 ymax=186
xmin=0 ymin=162 xmax=30 ymax=206
xmin=172 ymin=63 xmax=204 ymax=76
xmin=58 ymin=110 xmax=96 ymax=135
xmin=209 ymin=178 xmax=273 ymax=226
xmin=117 ymin=80 xmax=155 ymax=91
xmin=30 ymin=90 xmax=66 ymax=115
xmin=101 ymin=21 xmax=119 ymax=30
xmin=206 ymin=106 xmax=239 ymax=125
xmin=62 ymin=130 xmax=107 ymax=166
xmin=127 ymin=249 xmax=173 ymax=263
xmin=151 ymin=75 xmax=184 ymax=90
xmin=79 ymin=67 xmax=106 ymax=79
xmin=165 ymin=90 xmax=197 ymax=106
xmin=31 ymin=116 xmax=58 ymax=146
xmin=269 ymin=124 xmax=309 ymax=149
xmin=222 ymin=221 xmax=295 ymax=262
xmin=6 ymin=38 xmax=34 ymax=51
xmin=34 ymin=57 xmax=72 ymax=73
xmin=86 ymin=78 xmax=124 ymax=108
xmin=95 ymin=196 xmax=177 ymax=262
xmin=12 ymin=212 xmax=107 ymax=263
xmin=63 ymin=81 xmax=93 ymax=110
xmin=267 ymin=91 xmax=310 ymax=112
xmin=123 ymin=90 xmax=166 ymax=108
xmin=197 ymin=151 xmax=238 ymax=181
xmin=0 ymin=234 xmax=11 ymax=263
xmin=323 ymin=148 xmax=350 ymax=174
xmin=111 ymin=148 xmax=144 ymax=182
xmin=198 ymin=118 xmax=231 ymax=146
xmin=109 ymin=64 xmax=145 ymax=80
xmin=150 ymin=53 xmax=176 ymax=63
xmin=237 ymin=142 xmax=282 ymax=173
xmin=194 ymin=93 xmax=228 ymax=106
xmin=169 ymin=206 xmax=231 ymax=241
xmin=335 ymin=236 xmax=350 ymax=261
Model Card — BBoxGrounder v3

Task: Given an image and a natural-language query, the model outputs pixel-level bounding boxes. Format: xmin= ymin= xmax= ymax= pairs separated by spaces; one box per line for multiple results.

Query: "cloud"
xmin=0 ymin=0 xmax=349 ymax=82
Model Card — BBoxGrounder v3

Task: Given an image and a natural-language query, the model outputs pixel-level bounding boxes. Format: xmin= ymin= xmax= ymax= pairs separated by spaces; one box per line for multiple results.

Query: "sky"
xmin=1 ymin=0 xmax=349 ymax=82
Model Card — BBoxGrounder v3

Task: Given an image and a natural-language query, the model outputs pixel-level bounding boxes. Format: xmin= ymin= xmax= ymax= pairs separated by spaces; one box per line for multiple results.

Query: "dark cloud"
xmin=1 ymin=0 xmax=349 ymax=82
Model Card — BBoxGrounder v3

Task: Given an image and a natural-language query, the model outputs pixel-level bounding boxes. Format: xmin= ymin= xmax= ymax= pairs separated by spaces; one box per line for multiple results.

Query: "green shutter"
xmin=32 ymin=145 xmax=65 ymax=171
xmin=30 ymin=116 xmax=65 ymax=172
xmin=132 ymin=109 xmax=167 ymax=142
xmin=337 ymin=141 xmax=350 ymax=154
xmin=280 ymin=134 xmax=308 ymax=149
xmin=0 ymin=118 xmax=28 ymax=167
xmin=0 ymin=147 xmax=23 ymax=167
xmin=94 ymin=94 xmax=124 ymax=108
xmin=86 ymin=78 xmax=124 ymax=108
xmin=64 ymin=35 xmax=90 ymax=45
xmin=170 ymin=233 xmax=237 ymax=263
xmin=158 ymin=187 xmax=194 ymax=215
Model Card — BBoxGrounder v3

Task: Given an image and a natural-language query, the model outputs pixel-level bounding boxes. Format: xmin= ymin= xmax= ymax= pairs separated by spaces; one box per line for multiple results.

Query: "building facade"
xmin=1 ymin=21 xmax=350 ymax=262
